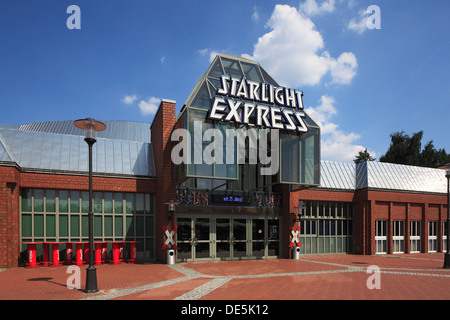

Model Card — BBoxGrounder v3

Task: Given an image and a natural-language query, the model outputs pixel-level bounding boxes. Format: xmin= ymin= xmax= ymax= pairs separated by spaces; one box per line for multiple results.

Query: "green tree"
xmin=354 ymin=149 xmax=375 ymax=164
xmin=379 ymin=131 xmax=450 ymax=168
xmin=379 ymin=131 xmax=422 ymax=165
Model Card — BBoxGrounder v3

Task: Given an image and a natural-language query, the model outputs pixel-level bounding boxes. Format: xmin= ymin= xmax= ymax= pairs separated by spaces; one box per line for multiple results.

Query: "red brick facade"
xmin=0 ymin=99 xmax=448 ymax=267
xmin=287 ymin=187 xmax=448 ymax=256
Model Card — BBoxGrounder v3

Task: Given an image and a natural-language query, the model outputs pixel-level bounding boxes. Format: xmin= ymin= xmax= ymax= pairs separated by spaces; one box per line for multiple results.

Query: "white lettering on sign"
xmin=208 ymin=75 xmax=308 ymax=133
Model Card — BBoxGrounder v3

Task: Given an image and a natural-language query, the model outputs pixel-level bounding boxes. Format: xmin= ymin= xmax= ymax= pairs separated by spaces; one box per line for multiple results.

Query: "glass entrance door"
xmin=215 ymin=218 xmax=247 ymax=260
xmin=195 ymin=218 xmax=210 ymax=259
xmin=177 ymin=215 xmax=281 ymax=261
xmin=176 ymin=217 xmax=211 ymax=261
xmin=251 ymin=218 xmax=280 ymax=258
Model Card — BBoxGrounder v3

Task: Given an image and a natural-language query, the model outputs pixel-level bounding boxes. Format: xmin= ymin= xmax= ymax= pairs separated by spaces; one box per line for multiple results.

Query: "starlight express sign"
xmin=207 ymin=75 xmax=308 ymax=133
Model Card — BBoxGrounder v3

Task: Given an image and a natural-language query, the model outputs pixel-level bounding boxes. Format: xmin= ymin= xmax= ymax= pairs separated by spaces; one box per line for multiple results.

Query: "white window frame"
xmin=428 ymin=221 xmax=437 ymax=253
xmin=409 ymin=221 xmax=421 ymax=253
xmin=375 ymin=220 xmax=387 ymax=254
xmin=393 ymin=220 xmax=405 ymax=254
xmin=443 ymin=221 xmax=448 ymax=253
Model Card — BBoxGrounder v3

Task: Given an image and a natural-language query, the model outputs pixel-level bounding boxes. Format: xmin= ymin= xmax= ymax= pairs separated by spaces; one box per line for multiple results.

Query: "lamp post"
xmin=74 ymin=118 xmax=106 ymax=292
xmin=444 ymin=163 xmax=450 ymax=269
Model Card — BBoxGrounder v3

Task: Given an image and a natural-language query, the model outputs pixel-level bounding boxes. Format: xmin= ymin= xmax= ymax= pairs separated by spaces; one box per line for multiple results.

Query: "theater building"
xmin=0 ymin=54 xmax=447 ymax=268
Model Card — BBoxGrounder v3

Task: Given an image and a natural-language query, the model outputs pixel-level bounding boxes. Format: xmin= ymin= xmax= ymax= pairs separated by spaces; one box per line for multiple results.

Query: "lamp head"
xmin=74 ymin=118 xmax=106 ymax=141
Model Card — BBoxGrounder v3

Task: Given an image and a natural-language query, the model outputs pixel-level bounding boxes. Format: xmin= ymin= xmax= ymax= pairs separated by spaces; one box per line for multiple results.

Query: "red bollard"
xmin=94 ymin=242 xmax=103 ymax=265
xmin=65 ymin=243 xmax=73 ymax=265
xmin=51 ymin=242 xmax=63 ymax=267
xmin=83 ymin=243 xmax=90 ymax=264
xmin=42 ymin=243 xmax=51 ymax=267
xmin=111 ymin=242 xmax=123 ymax=265
xmin=24 ymin=242 xmax=39 ymax=268
xmin=75 ymin=243 xmax=85 ymax=266
xmin=128 ymin=241 xmax=137 ymax=264
xmin=101 ymin=242 xmax=108 ymax=263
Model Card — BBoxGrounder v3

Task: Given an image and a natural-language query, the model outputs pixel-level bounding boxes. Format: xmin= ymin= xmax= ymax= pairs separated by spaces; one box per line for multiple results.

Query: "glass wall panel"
xmin=221 ymin=58 xmax=244 ymax=78
xmin=114 ymin=193 xmax=123 ymax=214
xmin=280 ymin=133 xmax=300 ymax=183
xmin=187 ymin=109 xmax=213 ymax=178
xmin=59 ymin=191 xmax=68 ymax=213
xmin=104 ymin=192 xmax=113 ymax=213
xmin=22 ymin=214 xmax=32 ymax=237
xmin=190 ymin=81 xmax=212 ymax=110
xmin=59 ymin=215 xmax=68 ymax=237
xmin=214 ymin=123 xmax=238 ymax=179
xmin=34 ymin=190 xmax=44 ymax=212
xmin=81 ymin=191 xmax=89 ymax=213
xmin=136 ymin=194 xmax=144 ymax=214
xmin=115 ymin=216 xmax=123 ymax=237
xmin=34 ymin=214 xmax=44 ymax=237
xmin=21 ymin=189 xmax=32 ymax=212
xmin=241 ymin=61 xmax=263 ymax=83
xmin=144 ymin=194 xmax=151 ymax=214
xmin=71 ymin=215 xmax=80 ymax=237
xmin=208 ymin=58 xmax=224 ymax=79
xmin=46 ymin=190 xmax=56 ymax=212
xmin=94 ymin=192 xmax=102 ymax=213
xmin=46 ymin=214 xmax=55 ymax=237
xmin=126 ymin=193 xmax=133 ymax=214
xmin=301 ymin=127 xmax=320 ymax=185
xmin=104 ymin=216 xmax=113 ymax=237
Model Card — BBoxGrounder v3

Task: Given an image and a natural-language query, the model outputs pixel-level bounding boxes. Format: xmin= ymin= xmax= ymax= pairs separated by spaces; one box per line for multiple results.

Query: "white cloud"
xmin=347 ymin=0 xmax=357 ymax=9
xmin=252 ymin=5 xmax=259 ymax=22
xmin=160 ymin=56 xmax=166 ymax=65
xmin=328 ymin=51 xmax=358 ymax=84
xmin=197 ymin=48 xmax=219 ymax=63
xmin=300 ymin=0 xmax=336 ymax=16
xmin=121 ymin=94 xmax=138 ymax=105
xmin=305 ymin=95 xmax=375 ymax=162
xmin=138 ymin=97 xmax=161 ymax=116
xmin=244 ymin=4 xmax=357 ymax=87
xmin=197 ymin=48 xmax=208 ymax=56
xmin=347 ymin=9 xmax=369 ymax=34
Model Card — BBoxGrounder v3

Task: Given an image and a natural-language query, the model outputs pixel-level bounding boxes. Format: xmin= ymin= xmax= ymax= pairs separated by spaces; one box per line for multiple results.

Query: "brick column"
xmin=151 ymin=99 xmax=177 ymax=262
xmin=0 ymin=167 xmax=20 ymax=268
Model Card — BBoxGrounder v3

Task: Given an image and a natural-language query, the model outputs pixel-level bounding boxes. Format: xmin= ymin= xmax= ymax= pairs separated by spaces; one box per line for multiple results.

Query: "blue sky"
xmin=1 ymin=0 xmax=449 ymax=162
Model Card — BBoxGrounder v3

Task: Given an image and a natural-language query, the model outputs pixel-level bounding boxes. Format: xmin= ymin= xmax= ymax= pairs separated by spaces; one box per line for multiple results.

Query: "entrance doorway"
xmin=176 ymin=215 xmax=281 ymax=261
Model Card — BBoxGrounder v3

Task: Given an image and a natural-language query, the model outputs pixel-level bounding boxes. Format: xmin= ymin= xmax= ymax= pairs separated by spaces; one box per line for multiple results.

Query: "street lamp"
xmin=444 ymin=163 xmax=450 ymax=269
xmin=293 ymin=200 xmax=305 ymax=224
xmin=164 ymin=200 xmax=180 ymax=221
xmin=74 ymin=118 xmax=106 ymax=293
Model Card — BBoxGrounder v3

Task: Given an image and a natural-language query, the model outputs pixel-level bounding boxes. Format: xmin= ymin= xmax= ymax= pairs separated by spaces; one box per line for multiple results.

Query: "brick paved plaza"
xmin=0 ymin=253 xmax=449 ymax=301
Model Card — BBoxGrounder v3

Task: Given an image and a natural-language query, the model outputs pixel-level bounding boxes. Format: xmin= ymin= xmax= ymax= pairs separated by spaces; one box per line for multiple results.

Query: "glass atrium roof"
xmin=181 ymin=53 xmax=319 ymax=130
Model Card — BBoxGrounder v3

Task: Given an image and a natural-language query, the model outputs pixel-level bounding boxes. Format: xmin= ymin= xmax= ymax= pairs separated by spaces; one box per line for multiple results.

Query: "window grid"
xmin=20 ymin=188 xmax=155 ymax=261
xmin=299 ymin=201 xmax=353 ymax=254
